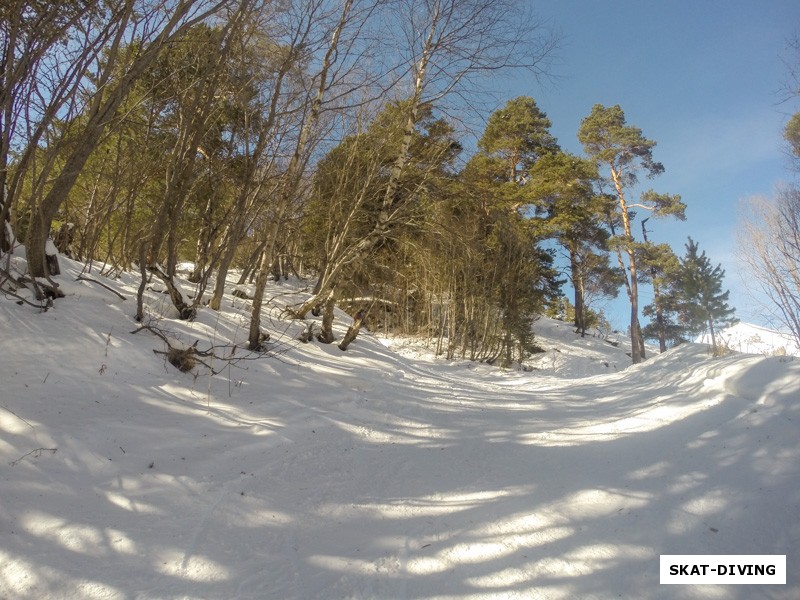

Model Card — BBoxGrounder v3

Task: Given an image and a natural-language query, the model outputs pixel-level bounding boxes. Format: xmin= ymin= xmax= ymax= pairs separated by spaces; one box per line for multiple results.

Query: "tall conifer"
xmin=578 ymin=104 xmax=685 ymax=363
xmin=679 ymin=238 xmax=737 ymax=352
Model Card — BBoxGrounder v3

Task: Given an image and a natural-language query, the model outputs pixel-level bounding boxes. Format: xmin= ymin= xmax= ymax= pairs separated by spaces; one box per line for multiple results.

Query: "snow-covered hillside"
xmin=696 ymin=321 xmax=800 ymax=357
xmin=1 ymin=256 xmax=798 ymax=599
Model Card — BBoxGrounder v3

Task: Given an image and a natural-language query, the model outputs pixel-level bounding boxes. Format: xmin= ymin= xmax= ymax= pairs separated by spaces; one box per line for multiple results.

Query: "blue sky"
xmin=491 ymin=0 xmax=800 ymax=332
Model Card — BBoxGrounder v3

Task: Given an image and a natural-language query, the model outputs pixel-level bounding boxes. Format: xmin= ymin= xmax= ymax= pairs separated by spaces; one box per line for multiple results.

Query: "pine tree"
xmin=578 ymin=104 xmax=686 ymax=363
xmin=639 ymin=241 xmax=684 ymax=351
xmin=785 ymin=112 xmax=800 ymax=159
xmin=478 ymin=96 xmax=559 ymax=183
xmin=678 ymin=238 xmax=737 ymax=352
xmin=528 ymin=151 xmax=620 ymax=337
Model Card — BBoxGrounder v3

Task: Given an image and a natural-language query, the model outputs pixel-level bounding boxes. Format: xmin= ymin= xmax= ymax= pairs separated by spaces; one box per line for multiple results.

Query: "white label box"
xmin=660 ymin=555 xmax=786 ymax=584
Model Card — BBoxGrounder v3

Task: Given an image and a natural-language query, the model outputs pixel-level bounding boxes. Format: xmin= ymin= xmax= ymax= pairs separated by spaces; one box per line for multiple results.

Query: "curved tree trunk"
xmin=338 ymin=310 xmax=365 ymax=351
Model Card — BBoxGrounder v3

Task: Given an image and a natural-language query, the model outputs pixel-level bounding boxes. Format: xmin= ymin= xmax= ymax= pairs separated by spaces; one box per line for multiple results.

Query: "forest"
xmin=0 ymin=0 xmax=764 ymax=367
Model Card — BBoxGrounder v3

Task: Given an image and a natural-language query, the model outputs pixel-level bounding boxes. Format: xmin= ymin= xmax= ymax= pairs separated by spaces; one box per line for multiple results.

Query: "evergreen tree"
xmin=456 ymin=152 xmax=562 ymax=366
xmin=475 ymin=99 xmax=562 ymax=364
xmin=302 ymin=101 xmax=461 ymax=342
xmin=478 ymin=96 xmax=559 ymax=183
xmin=545 ymin=296 xmax=576 ymax=322
xmin=578 ymin=104 xmax=686 ymax=363
xmin=785 ymin=112 xmax=800 ymax=159
xmin=639 ymin=241 xmax=685 ymax=350
xmin=528 ymin=151 xmax=619 ymax=336
xmin=678 ymin=238 xmax=737 ymax=352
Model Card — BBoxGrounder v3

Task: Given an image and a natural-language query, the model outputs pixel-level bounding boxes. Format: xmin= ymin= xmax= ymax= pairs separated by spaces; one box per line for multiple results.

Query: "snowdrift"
xmin=1 ymin=256 xmax=798 ymax=599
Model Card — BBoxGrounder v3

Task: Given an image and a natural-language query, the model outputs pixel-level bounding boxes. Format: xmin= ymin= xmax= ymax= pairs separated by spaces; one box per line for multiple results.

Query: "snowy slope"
xmin=381 ymin=317 xmax=632 ymax=378
xmin=696 ymin=322 xmax=800 ymax=357
xmin=1 ymin=256 xmax=798 ymax=600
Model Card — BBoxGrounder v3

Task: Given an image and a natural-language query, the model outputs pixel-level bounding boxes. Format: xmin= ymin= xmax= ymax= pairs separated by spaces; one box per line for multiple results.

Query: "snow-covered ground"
xmin=696 ymin=322 xmax=800 ymax=358
xmin=1 ymin=255 xmax=798 ymax=599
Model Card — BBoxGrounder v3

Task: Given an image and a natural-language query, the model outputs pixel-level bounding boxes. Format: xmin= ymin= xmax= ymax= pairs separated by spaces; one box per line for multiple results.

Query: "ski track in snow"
xmin=0 ymin=258 xmax=798 ymax=600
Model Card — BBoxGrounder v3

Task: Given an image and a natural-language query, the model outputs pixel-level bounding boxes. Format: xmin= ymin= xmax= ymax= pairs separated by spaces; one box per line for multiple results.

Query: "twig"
xmin=76 ymin=275 xmax=127 ymax=300
xmin=0 ymin=284 xmax=47 ymax=308
xmin=0 ymin=266 xmax=47 ymax=309
xmin=130 ymin=321 xmax=170 ymax=344
xmin=135 ymin=318 xmax=276 ymax=375
xmin=10 ymin=447 xmax=57 ymax=466
xmin=1 ymin=405 xmax=35 ymax=429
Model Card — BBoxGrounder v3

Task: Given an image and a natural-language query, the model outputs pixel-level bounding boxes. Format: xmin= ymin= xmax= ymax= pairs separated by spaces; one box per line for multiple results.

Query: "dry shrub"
xmin=167 ymin=346 xmax=196 ymax=372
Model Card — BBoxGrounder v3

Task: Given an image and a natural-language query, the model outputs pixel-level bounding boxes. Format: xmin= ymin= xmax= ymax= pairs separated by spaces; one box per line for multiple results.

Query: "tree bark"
xmin=569 ymin=247 xmax=586 ymax=336
xmin=708 ymin=319 xmax=718 ymax=354
xmin=317 ymin=290 xmax=337 ymax=344
xmin=148 ymin=265 xmax=195 ymax=320
xmin=135 ymin=242 xmax=148 ymax=322
xmin=641 ymin=219 xmax=667 ymax=352
xmin=247 ymin=237 xmax=272 ymax=350
xmin=338 ymin=310 xmax=365 ymax=351
xmin=610 ymin=165 xmax=645 ymax=363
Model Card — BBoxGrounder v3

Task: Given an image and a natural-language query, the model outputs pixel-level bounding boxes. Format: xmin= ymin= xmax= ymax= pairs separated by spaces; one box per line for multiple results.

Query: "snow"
xmin=696 ymin=322 xmax=800 ymax=357
xmin=1 ymin=256 xmax=798 ymax=599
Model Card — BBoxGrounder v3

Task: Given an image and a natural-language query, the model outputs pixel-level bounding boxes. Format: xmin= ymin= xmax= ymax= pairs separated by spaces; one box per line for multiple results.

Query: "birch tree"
xmin=739 ymin=187 xmax=800 ymax=350
xmin=246 ymin=0 xmax=381 ymax=349
xmin=205 ymin=7 xmax=315 ymax=313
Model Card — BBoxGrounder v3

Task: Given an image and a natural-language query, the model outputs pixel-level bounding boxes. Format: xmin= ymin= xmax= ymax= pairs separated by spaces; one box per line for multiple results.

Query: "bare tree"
xmin=205 ymin=3 xmax=312 ymax=312
xmin=738 ymin=186 xmax=800 ymax=349
xmin=245 ymin=0 xmax=396 ymax=349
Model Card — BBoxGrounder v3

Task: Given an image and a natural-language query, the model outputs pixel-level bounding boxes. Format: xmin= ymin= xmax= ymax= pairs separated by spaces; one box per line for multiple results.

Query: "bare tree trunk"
xmin=149 ymin=265 xmax=195 ymax=320
xmin=317 ymin=289 xmax=337 ymax=344
xmin=0 ymin=0 xmax=117 ymax=253
xmin=653 ymin=283 xmax=667 ymax=353
xmin=135 ymin=242 xmax=148 ymax=322
xmin=252 ymin=0 xmax=359 ymax=329
xmin=708 ymin=319 xmax=718 ymax=354
xmin=641 ymin=219 xmax=667 ymax=352
xmin=210 ymin=222 xmax=245 ymax=310
xmin=0 ymin=160 xmax=10 ymax=253
xmin=209 ymin=1 xmax=315 ymax=312
xmin=338 ymin=310 xmax=365 ymax=351
xmin=569 ymin=247 xmax=586 ymax=336
xmin=610 ymin=166 xmax=645 ymax=363
xmin=247 ymin=237 xmax=272 ymax=350
xmin=189 ymin=194 xmax=216 ymax=282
